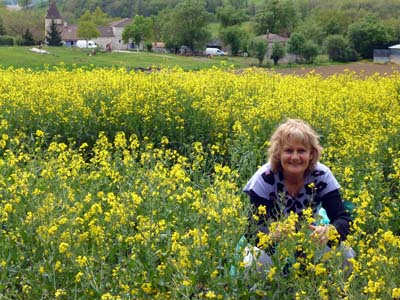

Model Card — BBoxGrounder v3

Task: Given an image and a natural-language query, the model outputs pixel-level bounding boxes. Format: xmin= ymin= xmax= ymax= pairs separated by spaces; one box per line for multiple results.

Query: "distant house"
xmin=373 ymin=44 xmax=400 ymax=64
xmin=258 ymin=33 xmax=296 ymax=64
xmin=152 ymin=42 xmax=167 ymax=53
xmin=45 ymin=1 xmax=131 ymax=50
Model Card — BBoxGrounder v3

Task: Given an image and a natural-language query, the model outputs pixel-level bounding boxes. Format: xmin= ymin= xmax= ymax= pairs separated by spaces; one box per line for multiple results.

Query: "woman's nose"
xmin=291 ymin=151 xmax=300 ymax=159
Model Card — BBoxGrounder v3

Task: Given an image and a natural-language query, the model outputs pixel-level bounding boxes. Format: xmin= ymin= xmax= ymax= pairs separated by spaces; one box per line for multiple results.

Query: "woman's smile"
xmin=280 ymin=140 xmax=313 ymax=178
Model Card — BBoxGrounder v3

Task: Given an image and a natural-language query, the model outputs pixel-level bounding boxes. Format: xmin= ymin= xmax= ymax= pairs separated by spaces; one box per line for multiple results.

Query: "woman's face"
xmin=279 ymin=139 xmax=313 ymax=178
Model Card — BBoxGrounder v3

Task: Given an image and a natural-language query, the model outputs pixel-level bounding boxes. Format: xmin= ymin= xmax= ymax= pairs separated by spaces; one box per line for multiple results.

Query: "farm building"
xmin=373 ymin=44 xmax=400 ymax=64
xmin=257 ymin=33 xmax=296 ymax=64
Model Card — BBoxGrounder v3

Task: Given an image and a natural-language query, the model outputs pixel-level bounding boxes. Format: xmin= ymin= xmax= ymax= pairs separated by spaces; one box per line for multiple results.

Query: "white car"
xmin=76 ymin=40 xmax=97 ymax=49
xmin=205 ymin=48 xmax=227 ymax=56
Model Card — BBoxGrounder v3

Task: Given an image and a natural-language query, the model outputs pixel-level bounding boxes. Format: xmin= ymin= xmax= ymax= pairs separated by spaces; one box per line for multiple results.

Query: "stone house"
xmin=45 ymin=1 xmax=131 ymax=50
xmin=258 ymin=33 xmax=296 ymax=64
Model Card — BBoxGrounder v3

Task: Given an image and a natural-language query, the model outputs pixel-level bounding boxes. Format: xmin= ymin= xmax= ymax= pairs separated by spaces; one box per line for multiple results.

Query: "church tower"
xmin=45 ymin=1 xmax=63 ymax=36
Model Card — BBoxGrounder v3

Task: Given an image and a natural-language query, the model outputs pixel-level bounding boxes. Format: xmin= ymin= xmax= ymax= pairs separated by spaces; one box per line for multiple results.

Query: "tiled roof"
xmin=97 ymin=26 xmax=115 ymax=38
xmin=258 ymin=33 xmax=288 ymax=43
xmin=58 ymin=24 xmax=78 ymax=41
xmin=109 ymin=18 xmax=132 ymax=27
xmin=46 ymin=1 xmax=62 ymax=20
xmin=57 ymin=24 xmax=115 ymax=41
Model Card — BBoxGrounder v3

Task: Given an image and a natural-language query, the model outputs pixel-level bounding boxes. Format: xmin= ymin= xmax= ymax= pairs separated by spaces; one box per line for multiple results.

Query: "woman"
xmin=243 ymin=119 xmax=353 ymax=272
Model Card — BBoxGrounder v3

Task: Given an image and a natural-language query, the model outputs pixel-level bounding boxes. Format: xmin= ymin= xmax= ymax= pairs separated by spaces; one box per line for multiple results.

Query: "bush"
xmin=248 ymin=38 xmax=268 ymax=66
xmin=21 ymin=29 xmax=36 ymax=46
xmin=324 ymin=34 xmax=356 ymax=62
xmin=302 ymin=40 xmax=320 ymax=63
xmin=270 ymin=42 xmax=286 ymax=65
xmin=0 ymin=35 xmax=14 ymax=46
xmin=14 ymin=37 xmax=24 ymax=46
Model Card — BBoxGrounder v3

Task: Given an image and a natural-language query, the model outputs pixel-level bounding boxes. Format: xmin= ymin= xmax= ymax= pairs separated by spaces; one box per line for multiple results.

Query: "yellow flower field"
xmin=0 ymin=66 xmax=399 ymax=299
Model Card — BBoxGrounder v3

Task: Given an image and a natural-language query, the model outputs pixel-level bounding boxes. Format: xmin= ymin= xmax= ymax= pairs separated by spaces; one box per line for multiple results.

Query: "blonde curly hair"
xmin=268 ymin=119 xmax=323 ymax=173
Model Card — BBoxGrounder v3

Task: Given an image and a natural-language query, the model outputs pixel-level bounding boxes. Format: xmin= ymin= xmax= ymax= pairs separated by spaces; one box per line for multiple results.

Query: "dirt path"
xmin=272 ymin=62 xmax=400 ymax=77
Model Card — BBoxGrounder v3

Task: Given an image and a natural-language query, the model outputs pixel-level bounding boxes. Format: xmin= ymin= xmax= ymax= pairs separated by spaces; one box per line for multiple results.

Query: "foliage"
xmin=91 ymin=6 xmax=111 ymax=26
xmin=77 ymin=17 xmax=100 ymax=43
xmin=17 ymin=0 xmax=32 ymax=9
xmin=0 ymin=35 xmax=14 ymax=46
xmin=219 ymin=25 xmax=248 ymax=56
xmin=216 ymin=5 xmax=247 ymax=27
xmin=286 ymin=32 xmax=319 ymax=63
xmin=296 ymin=18 xmax=326 ymax=45
xmin=0 ymin=16 xmax=5 ymax=36
xmin=122 ymin=16 xmax=153 ymax=49
xmin=347 ymin=14 xmax=393 ymax=59
xmin=248 ymin=37 xmax=267 ymax=65
xmin=323 ymin=34 xmax=356 ymax=62
xmin=301 ymin=40 xmax=319 ymax=63
xmin=159 ymin=0 xmax=211 ymax=52
xmin=270 ymin=41 xmax=285 ymax=65
xmin=0 ymin=67 xmax=400 ymax=299
xmin=253 ymin=0 xmax=298 ymax=36
xmin=21 ymin=28 xmax=35 ymax=46
xmin=46 ymin=19 xmax=63 ymax=47
xmin=287 ymin=32 xmax=305 ymax=60
xmin=0 ymin=8 xmax=43 ymax=39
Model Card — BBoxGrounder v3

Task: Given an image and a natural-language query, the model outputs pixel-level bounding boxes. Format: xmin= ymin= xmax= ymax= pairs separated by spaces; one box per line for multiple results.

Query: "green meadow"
xmin=0 ymin=46 xmax=259 ymax=70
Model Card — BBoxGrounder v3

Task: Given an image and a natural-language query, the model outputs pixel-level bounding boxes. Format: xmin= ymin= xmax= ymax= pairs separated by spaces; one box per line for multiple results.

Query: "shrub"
xmin=324 ymin=34 xmax=356 ymax=62
xmin=0 ymin=35 xmax=14 ymax=46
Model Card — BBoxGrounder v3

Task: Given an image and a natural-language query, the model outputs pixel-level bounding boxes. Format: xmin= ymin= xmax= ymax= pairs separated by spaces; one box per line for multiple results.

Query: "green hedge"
xmin=0 ymin=35 xmax=14 ymax=46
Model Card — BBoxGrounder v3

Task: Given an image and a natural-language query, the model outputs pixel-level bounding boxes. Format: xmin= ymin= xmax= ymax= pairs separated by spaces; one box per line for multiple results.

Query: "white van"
xmin=205 ymin=48 xmax=227 ymax=56
xmin=76 ymin=40 xmax=97 ymax=49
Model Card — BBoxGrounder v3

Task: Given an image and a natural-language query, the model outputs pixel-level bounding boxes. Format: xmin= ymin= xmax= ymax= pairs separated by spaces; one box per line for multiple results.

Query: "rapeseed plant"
xmin=0 ymin=67 xmax=399 ymax=298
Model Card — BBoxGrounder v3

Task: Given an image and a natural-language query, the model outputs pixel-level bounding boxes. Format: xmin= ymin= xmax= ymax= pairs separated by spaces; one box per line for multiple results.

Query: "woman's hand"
xmin=309 ymin=224 xmax=336 ymax=246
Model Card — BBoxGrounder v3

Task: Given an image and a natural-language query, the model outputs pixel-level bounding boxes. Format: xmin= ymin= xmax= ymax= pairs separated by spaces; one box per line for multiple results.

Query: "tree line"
xmin=1 ymin=0 xmax=400 ymax=64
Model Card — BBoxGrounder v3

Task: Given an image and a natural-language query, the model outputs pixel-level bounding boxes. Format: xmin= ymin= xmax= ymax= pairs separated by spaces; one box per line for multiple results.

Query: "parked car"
xmin=205 ymin=48 xmax=227 ymax=56
xmin=76 ymin=40 xmax=97 ymax=49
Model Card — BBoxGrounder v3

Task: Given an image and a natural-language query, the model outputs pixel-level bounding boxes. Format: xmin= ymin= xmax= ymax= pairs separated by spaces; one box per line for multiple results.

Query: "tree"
xmin=248 ymin=38 xmax=267 ymax=66
xmin=205 ymin=0 xmax=224 ymax=13
xmin=296 ymin=18 xmax=325 ymax=45
xmin=287 ymin=32 xmax=305 ymax=61
xmin=17 ymin=0 xmax=32 ymax=9
xmin=270 ymin=42 xmax=286 ymax=65
xmin=159 ymin=0 xmax=211 ymax=52
xmin=122 ymin=16 xmax=153 ymax=51
xmin=92 ymin=7 xmax=110 ymax=26
xmin=219 ymin=25 xmax=248 ymax=55
xmin=253 ymin=0 xmax=298 ymax=36
xmin=46 ymin=19 xmax=63 ymax=46
xmin=2 ymin=9 xmax=43 ymax=39
xmin=77 ymin=11 xmax=100 ymax=47
xmin=216 ymin=5 xmax=247 ymax=27
xmin=287 ymin=32 xmax=319 ymax=63
xmin=77 ymin=21 xmax=100 ymax=45
xmin=227 ymin=0 xmax=247 ymax=9
xmin=323 ymin=34 xmax=355 ymax=62
xmin=21 ymin=28 xmax=35 ymax=46
xmin=348 ymin=14 xmax=393 ymax=59
xmin=301 ymin=40 xmax=319 ymax=63
xmin=0 ymin=16 xmax=5 ymax=36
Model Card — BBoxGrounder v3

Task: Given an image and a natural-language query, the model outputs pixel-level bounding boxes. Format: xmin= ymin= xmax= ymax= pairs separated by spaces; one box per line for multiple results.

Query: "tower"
xmin=45 ymin=1 xmax=63 ymax=36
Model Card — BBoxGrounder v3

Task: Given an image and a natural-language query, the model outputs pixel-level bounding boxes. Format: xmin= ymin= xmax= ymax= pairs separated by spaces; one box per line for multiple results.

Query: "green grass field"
xmin=0 ymin=46 xmax=260 ymax=70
